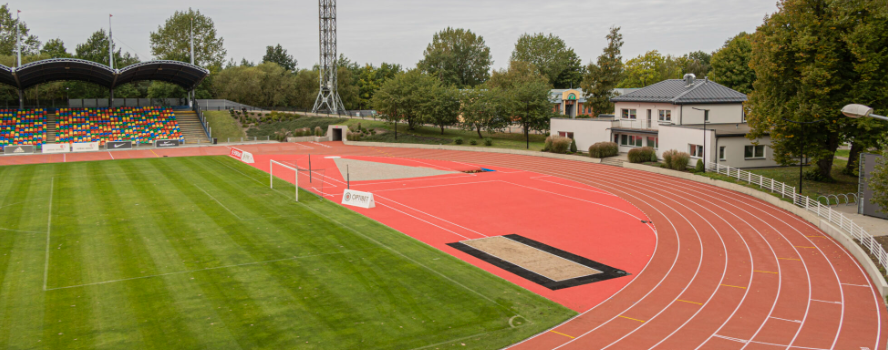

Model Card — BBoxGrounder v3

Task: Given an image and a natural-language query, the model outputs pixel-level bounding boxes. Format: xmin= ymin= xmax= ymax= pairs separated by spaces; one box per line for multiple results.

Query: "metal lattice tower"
xmin=311 ymin=0 xmax=346 ymax=114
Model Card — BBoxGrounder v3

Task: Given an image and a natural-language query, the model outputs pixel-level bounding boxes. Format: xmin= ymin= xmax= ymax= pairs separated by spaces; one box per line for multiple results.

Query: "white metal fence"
xmin=707 ymin=162 xmax=888 ymax=271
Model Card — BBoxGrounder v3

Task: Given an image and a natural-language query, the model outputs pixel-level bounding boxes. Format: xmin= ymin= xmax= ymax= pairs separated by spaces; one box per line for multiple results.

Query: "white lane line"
xmin=811 ymin=299 xmax=842 ymax=305
xmin=108 ymin=151 xmax=114 ymax=160
xmin=534 ymin=178 xmax=618 ymax=197
xmin=43 ymin=177 xmax=54 ymax=291
xmin=499 ymin=180 xmax=647 ymax=222
xmin=374 ymin=195 xmax=486 ymax=238
xmin=841 ymin=283 xmax=870 ymax=288
xmin=372 ymin=180 xmax=499 ymax=193
xmin=711 ymin=334 xmax=829 ymax=350
xmin=770 ymin=317 xmax=802 ymax=324
xmin=46 ymin=249 xmax=372 ymax=290
xmin=194 ymin=184 xmax=242 ymax=220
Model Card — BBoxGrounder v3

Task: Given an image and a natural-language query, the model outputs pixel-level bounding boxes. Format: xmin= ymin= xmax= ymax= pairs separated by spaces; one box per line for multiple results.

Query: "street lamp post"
xmin=782 ymin=118 xmax=824 ymax=195
xmin=692 ymin=107 xmax=710 ymax=172
xmin=842 ymin=104 xmax=888 ymax=121
xmin=523 ymin=100 xmax=530 ymax=149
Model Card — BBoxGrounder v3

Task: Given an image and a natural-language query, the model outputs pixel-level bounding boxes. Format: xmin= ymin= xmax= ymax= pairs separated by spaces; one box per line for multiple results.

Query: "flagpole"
xmin=16 ymin=10 xmax=21 ymax=68
xmin=108 ymin=14 xmax=114 ymax=69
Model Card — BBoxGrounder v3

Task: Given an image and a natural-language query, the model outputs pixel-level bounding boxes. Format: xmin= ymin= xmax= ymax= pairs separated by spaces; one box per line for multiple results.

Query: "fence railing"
xmin=707 ymin=162 xmax=887 ymax=271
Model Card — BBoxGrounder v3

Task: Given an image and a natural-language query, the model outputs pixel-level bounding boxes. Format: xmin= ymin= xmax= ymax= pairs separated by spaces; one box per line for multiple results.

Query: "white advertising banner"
xmin=341 ymin=189 xmax=376 ymax=209
xmin=71 ymin=142 xmax=100 ymax=152
xmin=229 ymin=147 xmax=255 ymax=164
xmin=42 ymin=143 xmax=71 ymax=154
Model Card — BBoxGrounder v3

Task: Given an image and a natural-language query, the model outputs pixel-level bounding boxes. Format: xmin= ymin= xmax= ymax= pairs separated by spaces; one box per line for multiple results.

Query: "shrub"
xmin=483 ymin=138 xmax=493 ymax=146
xmin=628 ymin=147 xmax=655 ymax=163
xmin=314 ymin=126 xmax=323 ymax=137
xmin=695 ymin=159 xmax=705 ymax=173
xmin=588 ymin=142 xmax=618 ymax=158
xmin=469 ymin=139 xmax=478 ymax=145
xmin=650 ymin=151 xmax=658 ymax=163
xmin=671 ymin=152 xmax=691 ymax=171
xmin=454 ymin=137 xmax=464 ymax=145
xmin=662 ymin=149 xmax=677 ymax=169
xmin=548 ymin=136 xmax=572 ymax=154
xmin=543 ymin=137 xmax=553 ymax=152
xmin=569 ymin=138 xmax=577 ymax=153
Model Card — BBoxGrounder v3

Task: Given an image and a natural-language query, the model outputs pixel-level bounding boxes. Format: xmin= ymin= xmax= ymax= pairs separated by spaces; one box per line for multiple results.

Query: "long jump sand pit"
xmin=449 ymin=234 xmax=629 ymax=290
xmin=463 ymin=236 xmax=600 ymax=281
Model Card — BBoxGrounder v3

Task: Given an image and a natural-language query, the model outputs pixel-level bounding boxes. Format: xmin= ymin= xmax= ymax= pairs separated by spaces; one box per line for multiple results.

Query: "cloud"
xmin=21 ymin=0 xmax=777 ymax=69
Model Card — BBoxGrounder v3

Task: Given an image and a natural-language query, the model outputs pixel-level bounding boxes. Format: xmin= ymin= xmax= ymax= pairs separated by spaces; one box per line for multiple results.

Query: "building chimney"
xmin=684 ymin=73 xmax=696 ymax=86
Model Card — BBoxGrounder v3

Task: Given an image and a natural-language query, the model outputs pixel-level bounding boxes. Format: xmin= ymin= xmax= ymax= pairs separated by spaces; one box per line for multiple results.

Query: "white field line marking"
xmin=309 ymin=142 xmax=331 ymax=148
xmin=43 ymin=177 xmax=54 ymax=291
xmin=375 ymin=202 xmax=471 ymax=240
xmin=811 ymin=299 xmax=842 ymax=305
xmin=312 ymin=187 xmax=335 ymax=197
xmin=460 ymin=237 xmax=600 ymax=281
xmin=711 ymin=334 xmax=829 ymax=350
xmin=194 ymin=184 xmax=242 ymax=220
xmin=46 ymin=249 xmax=373 ymax=291
xmin=499 ymin=180 xmax=646 ymax=222
xmin=218 ymin=156 xmax=511 ymax=312
xmin=534 ymin=178 xmax=618 ymax=197
xmin=349 ymin=172 xmax=475 ymax=187
xmin=770 ymin=317 xmax=802 ymax=323
xmin=293 ymin=143 xmax=314 ymax=149
xmin=108 ymin=151 xmax=114 ymax=160
xmin=280 ymin=161 xmax=339 ymax=188
xmin=63 ymin=153 xmax=66 ymax=162
xmin=372 ymin=180 xmax=499 ymax=193
xmin=0 ymin=227 xmax=43 ymax=234
xmin=841 ymin=283 xmax=870 ymax=288
xmin=374 ymin=194 xmax=488 ymax=238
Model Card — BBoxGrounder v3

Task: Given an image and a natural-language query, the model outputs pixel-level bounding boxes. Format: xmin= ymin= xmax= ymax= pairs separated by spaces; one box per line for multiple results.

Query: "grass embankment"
xmin=697 ymin=159 xmax=858 ymax=204
xmin=204 ymin=110 xmax=246 ymax=142
xmin=0 ymin=157 xmax=574 ymax=349
xmin=356 ymin=121 xmax=548 ymax=151
xmin=246 ymin=117 xmax=351 ymax=139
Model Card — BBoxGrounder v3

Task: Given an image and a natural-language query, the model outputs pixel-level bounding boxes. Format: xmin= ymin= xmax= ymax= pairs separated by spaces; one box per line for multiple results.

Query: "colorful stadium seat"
xmin=0 ymin=109 xmax=47 ymax=147
xmin=56 ymin=107 xmax=183 ymax=145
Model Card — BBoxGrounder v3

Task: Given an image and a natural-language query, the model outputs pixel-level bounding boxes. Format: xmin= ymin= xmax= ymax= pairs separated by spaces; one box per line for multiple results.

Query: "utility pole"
xmin=190 ymin=14 xmax=195 ymax=108
xmin=109 ymin=14 xmax=114 ymax=107
xmin=16 ymin=10 xmax=21 ymax=68
xmin=311 ymin=0 xmax=346 ymax=114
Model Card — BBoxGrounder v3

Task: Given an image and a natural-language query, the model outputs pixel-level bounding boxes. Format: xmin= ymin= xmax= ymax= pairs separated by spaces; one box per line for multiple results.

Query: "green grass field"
xmin=0 ymin=156 xmax=574 ymax=349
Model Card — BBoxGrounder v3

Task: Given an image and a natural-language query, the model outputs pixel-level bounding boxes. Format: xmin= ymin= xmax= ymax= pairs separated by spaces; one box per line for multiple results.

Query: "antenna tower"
xmin=311 ymin=0 xmax=346 ymax=114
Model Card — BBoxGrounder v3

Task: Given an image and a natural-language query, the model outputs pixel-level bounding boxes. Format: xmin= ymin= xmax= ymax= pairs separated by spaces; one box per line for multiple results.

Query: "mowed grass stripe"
xmin=0 ymin=157 xmax=576 ymax=349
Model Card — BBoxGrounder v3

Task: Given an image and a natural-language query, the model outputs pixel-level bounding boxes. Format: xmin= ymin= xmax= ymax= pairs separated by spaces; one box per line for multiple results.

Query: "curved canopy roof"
xmin=1 ymin=59 xmax=209 ymax=90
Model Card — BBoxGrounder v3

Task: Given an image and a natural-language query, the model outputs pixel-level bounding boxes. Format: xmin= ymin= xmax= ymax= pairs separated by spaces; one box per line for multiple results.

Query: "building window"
xmin=704 ymin=110 xmax=710 ymax=122
xmin=621 ymin=109 xmax=637 ymax=119
xmin=689 ymin=144 xmax=703 ymax=158
xmin=744 ymin=145 xmax=766 ymax=159
xmin=719 ymin=146 xmax=726 ymax=160
xmin=647 ymin=136 xmax=658 ymax=148
xmin=635 ymin=136 xmax=642 ymax=147
xmin=621 ymin=134 xmax=628 ymax=145
xmin=658 ymin=110 xmax=671 ymax=122
xmin=558 ymin=132 xmax=574 ymax=139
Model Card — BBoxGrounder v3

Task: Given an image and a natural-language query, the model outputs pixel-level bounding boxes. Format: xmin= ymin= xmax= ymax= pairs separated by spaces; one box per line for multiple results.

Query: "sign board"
xmin=155 ymin=139 xmax=180 ymax=148
xmin=42 ymin=144 xmax=70 ymax=154
xmin=72 ymin=142 xmax=100 ymax=152
xmin=341 ymin=189 xmax=376 ymax=209
xmin=106 ymin=141 xmax=133 ymax=150
xmin=3 ymin=145 xmax=34 ymax=154
xmin=229 ymin=147 xmax=255 ymax=164
xmin=860 ymin=153 xmax=887 ymax=219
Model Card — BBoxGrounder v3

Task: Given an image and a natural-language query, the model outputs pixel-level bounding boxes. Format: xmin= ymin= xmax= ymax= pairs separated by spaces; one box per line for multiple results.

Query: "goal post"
xmin=270 ymin=159 xmax=299 ymax=201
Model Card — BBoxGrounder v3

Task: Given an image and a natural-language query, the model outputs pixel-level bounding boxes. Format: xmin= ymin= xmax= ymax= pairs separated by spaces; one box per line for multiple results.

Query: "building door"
xmin=565 ymin=102 xmax=574 ymax=118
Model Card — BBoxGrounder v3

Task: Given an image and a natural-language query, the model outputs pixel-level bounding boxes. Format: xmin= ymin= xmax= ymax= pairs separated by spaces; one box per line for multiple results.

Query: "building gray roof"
xmin=610 ymin=78 xmax=747 ymax=104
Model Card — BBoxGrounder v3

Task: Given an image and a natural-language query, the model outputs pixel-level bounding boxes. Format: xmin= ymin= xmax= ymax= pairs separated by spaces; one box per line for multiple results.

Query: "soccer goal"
xmin=270 ymin=159 xmax=299 ymax=201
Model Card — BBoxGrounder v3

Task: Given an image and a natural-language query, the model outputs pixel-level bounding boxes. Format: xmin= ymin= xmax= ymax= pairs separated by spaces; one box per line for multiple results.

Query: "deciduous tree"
xmin=40 ymin=38 xmax=69 ymax=58
xmin=0 ymin=5 xmax=40 ymax=57
xmin=618 ymin=50 xmax=682 ymax=88
xmin=510 ymin=33 xmax=581 ymax=88
xmin=709 ymin=33 xmax=754 ymax=94
xmin=262 ymin=44 xmax=297 ymax=72
xmin=417 ymin=27 xmax=491 ymax=88
xmin=150 ymin=8 xmax=226 ymax=67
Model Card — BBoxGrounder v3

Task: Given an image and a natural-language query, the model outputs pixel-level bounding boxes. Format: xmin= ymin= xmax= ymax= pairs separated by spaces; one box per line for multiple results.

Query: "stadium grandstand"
xmin=0 ymin=59 xmax=210 ymax=149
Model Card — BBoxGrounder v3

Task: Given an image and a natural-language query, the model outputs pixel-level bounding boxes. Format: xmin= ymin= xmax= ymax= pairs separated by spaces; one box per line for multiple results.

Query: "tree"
xmin=356 ymin=63 xmax=403 ymax=110
xmin=262 ymin=44 xmax=297 ymax=72
xmin=709 ymin=32 xmax=754 ymax=94
xmin=0 ymin=5 xmax=40 ymax=57
xmin=553 ymin=50 xmax=585 ymax=89
xmin=150 ymin=8 xmax=226 ymax=67
xmin=421 ymin=84 xmax=461 ymax=134
xmin=618 ymin=50 xmax=682 ymax=88
xmin=488 ymin=61 xmax=548 ymax=90
xmin=746 ymin=0 xmax=888 ymax=180
xmin=510 ymin=33 xmax=580 ymax=88
xmin=75 ymin=29 xmax=139 ymax=67
xmin=506 ymin=80 xmax=554 ymax=148
xmin=461 ymin=87 xmax=510 ymax=139
xmin=417 ymin=27 xmax=492 ymax=88
xmin=680 ymin=51 xmax=712 ymax=78
xmin=40 ymin=38 xmax=70 ymax=58
xmin=582 ymin=26 xmax=624 ymax=117
xmin=372 ymin=73 xmax=406 ymax=139
xmin=212 ymin=62 xmax=299 ymax=107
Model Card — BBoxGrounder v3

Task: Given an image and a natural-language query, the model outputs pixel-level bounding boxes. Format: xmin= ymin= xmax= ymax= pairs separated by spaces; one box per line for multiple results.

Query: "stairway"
xmin=45 ymin=113 xmax=57 ymax=143
xmin=600 ymin=157 xmax=626 ymax=167
xmin=174 ymin=110 xmax=210 ymax=144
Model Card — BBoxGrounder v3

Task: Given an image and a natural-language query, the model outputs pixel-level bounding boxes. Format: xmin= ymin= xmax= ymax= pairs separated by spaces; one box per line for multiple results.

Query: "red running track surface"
xmin=3 ymin=141 xmax=885 ymax=350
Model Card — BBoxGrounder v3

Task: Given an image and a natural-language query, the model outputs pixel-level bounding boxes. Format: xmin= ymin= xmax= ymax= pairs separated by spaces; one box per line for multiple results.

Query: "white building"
xmin=551 ymin=75 xmax=778 ymax=168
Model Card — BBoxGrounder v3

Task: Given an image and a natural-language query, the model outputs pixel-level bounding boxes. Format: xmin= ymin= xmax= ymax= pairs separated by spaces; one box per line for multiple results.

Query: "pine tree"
xmin=581 ymin=26 xmax=623 ymax=117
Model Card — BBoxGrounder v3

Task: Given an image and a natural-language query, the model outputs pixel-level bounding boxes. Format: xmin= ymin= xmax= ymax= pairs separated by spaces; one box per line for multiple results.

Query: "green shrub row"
xmin=662 ymin=149 xmax=691 ymax=171
xmin=628 ymin=147 xmax=656 ymax=163
xmin=543 ymin=136 xmax=572 ymax=154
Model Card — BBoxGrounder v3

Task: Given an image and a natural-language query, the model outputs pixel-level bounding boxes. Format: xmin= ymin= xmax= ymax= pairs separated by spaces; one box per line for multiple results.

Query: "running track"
xmin=2 ymin=141 xmax=885 ymax=350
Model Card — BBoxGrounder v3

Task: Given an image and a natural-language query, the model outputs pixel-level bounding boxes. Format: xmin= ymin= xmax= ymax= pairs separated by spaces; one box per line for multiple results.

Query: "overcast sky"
xmin=21 ymin=0 xmax=778 ymax=70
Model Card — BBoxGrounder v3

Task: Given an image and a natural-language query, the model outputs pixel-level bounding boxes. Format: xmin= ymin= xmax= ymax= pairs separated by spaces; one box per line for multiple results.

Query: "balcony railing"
xmin=613 ymin=119 xmax=658 ymax=130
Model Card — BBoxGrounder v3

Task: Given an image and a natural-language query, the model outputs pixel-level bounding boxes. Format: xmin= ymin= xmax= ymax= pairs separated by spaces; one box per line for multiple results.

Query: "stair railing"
xmin=193 ymin=104 xmax=212 ymax=142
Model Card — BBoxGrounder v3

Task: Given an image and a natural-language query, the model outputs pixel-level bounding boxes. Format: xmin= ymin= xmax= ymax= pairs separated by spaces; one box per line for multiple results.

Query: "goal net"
xmin=270 ymin=159 xmax=300 ymax=201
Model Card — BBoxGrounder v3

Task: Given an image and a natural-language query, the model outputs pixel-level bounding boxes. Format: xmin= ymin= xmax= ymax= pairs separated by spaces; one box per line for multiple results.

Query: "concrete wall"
xmin=622 ymin=162 xmax=888 ymax=298
xmin=716 ymin=136 xmax=779 ymax=168
xmin=614 ymin=102 xmax=678 ymax=124
xmin=678 ymin=103 xmax=744 ymax=125
xmin=342 ymin=138 xmax=602 ymax=164
xmin=658 ymin=124 xmax=715 ymax=167
xmin=550 ymin=118 xmax=612 ymax=151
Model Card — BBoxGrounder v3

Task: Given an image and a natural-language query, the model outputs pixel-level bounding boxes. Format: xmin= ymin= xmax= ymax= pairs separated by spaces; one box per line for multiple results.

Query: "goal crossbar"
xmin=270 ymin=159 xmax=299 ymax=201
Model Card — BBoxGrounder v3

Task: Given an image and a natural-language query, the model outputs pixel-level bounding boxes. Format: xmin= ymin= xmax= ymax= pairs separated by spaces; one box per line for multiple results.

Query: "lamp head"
xmin=842 ymin=104 xmax=873 ymax=119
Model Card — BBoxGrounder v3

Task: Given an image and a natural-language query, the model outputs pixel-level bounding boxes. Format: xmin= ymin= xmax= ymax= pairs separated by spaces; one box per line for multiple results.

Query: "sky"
xmin=20 ymin=0 xmax=779 ymax=70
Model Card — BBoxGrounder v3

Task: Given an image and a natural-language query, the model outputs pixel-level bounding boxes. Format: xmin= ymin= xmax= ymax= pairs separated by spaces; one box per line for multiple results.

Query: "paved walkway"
xmin=833 ymin=204 xmax=888 ymax=237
